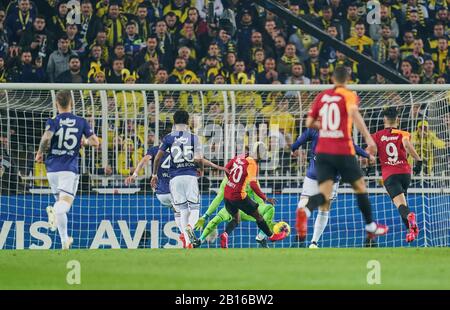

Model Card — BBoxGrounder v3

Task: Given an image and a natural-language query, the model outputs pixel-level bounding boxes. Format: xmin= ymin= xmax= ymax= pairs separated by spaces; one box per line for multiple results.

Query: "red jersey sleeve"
xmin=308 ymin=92 xmax=323 ymax=119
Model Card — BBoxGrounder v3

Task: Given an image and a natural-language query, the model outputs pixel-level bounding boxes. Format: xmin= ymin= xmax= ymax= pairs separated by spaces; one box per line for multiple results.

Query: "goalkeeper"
xmin=195 ymin=177 xmax=276 ymax=248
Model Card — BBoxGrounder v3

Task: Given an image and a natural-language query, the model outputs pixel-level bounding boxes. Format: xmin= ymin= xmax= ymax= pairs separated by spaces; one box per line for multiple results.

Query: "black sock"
xmin=256 ymin=219 xmax=273 ymax=237
xmin=356 ymin=193 xmax=373 ymax=224
xmin=398 ymin=204 xmax=411 ymax=229
xmin=225 ymin=219 xmax=239 ymax=235
xmin=305 ymin=193 xmax=326 ymax=214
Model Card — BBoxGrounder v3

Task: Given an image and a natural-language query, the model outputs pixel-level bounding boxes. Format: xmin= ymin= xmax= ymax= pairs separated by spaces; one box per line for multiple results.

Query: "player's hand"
xmin=194 ymin=217 xmax=206 ymax=231
xmin=291 ymin=150 xmax=300 ymax=158
xmin=219 ymin=166 xmax=230 ymax=175
xmin=369 ymin=154 xmax=376 ymax=165
xmin=124 ymin=175 xmax=136 ymax=185
xmin=150 ymin=175 xmax=158 ymax=189
xmin=266 ymin=197 xmax=277 ymax=206
xmin=413 ymin=160 xmax=423 ymax=176
xmin=366 ymin=141 xmax=377 ymax=156
xmin=35 ymin=151 xmax=43 ymax=163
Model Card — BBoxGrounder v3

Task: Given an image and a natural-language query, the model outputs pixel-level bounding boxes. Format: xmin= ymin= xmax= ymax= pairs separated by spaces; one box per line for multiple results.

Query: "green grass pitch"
xmin=0 ymin=248 xmax=449 ymax=289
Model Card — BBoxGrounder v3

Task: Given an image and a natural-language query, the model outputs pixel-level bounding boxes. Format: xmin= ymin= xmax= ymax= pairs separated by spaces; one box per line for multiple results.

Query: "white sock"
xmin=312 ymin=211 xmax=329 ymax=243
xmin=179 ymin=206 xmax=190 ymax=245
xmin=298 ymin=197 xmax=311 ymax=217
xmin=365 ymin=222 xmax=377 ymax=233
xmin=188 ymin=207 xmax=200 ymax=228
xmin=174 ymin=211 xmax=182 ymax=234
xmin=54 ymin=200 xmax=71 ymax=244
xmin=256 ymin=230 xmax=266 ymax=240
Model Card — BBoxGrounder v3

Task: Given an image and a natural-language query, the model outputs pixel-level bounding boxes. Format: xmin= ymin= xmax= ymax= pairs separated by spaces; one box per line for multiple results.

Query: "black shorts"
xmin=224 ymin=196 xmax=258 ymax=216
xmin=384 ymin=173 xmax=411 ymax=199
xmin=316 ymin=153 xmax=363 ymax=184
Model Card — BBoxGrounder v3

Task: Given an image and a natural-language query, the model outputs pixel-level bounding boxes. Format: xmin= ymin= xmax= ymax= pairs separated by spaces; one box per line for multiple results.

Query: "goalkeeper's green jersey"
xmin=203 ymin=177 xmax=265 ymax=218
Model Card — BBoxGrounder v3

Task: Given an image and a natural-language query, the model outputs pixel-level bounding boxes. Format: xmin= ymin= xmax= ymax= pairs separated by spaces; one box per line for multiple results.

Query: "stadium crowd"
xmin=0 ymin=0 xmax=450 ymax=85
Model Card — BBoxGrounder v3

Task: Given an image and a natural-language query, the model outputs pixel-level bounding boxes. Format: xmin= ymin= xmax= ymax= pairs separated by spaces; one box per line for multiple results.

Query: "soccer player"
xmin=194 ymin=176 xmax=276 ymax=248
xmin=372 ymin=107 xmax=422 ymax=242
xmin=298 ymin=66 xmax=389 ymax=240
xmin=292 ymin=128 xmax=373 ymax=248
xmin=151 ymin=110 xmax=228 ymax=248
xmin=35 ymin=91 xmax=99 ymax=249
xmin=217 ymin=142 xmax=287 ymax=248
xmin=125 ymin=131 xmax=186 ymax=248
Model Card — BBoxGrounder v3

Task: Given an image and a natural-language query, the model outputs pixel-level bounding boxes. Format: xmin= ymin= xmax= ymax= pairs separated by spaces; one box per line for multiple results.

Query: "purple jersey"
xmin=45 ymin=112 xmax=93 ymax=174
xmin=147 ymin=146 xmax=170 ymax=195
xmin=292 ymin=128 xmax=369 ymax=180
xmin=159 ymin=130 xmax=202 ymax=178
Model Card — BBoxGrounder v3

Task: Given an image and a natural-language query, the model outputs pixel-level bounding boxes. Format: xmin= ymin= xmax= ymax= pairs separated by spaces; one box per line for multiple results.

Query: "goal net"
xmin=0 ymin=84 xmax=449 ymax=249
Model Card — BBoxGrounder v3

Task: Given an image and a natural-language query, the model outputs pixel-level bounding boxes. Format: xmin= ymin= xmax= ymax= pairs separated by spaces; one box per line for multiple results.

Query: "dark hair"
xmin=69 ymin=55 xmax=80 ymax=62
xmin=382 ymin=107 xmax=398 ymax=121
xmin=173 ymin=110 xmax=189 ymax=125
xmin=333 ymin=66 xmax=348 ymax=83
xmin=56 ymin=91 xmax=73 ymax=109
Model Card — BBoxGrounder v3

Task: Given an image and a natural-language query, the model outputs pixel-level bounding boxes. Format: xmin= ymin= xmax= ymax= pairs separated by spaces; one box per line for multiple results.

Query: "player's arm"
xmin=349 ymin=105 xmax=377 ymax=155
xmin=291 ymin=129 xmax=312 ymax=153
xmin=83 ymin=135 xmax=100 ymax=148
xmin=150 ymin=150 xmax=165 ymax=188
xmin=305 ymin=94 xmax=322 ymax=129
xmin=125 ymin=154 xmax=151 ymax=185
xmin=247 ymin=160 xmax=276 ymax=205
xmin=402 ymin=135 xmax=423 ymax=175
xmin=194 ymin=157 xmax=229 ymax=174
xmin=35 ymin=130 xmax=54 ymax=163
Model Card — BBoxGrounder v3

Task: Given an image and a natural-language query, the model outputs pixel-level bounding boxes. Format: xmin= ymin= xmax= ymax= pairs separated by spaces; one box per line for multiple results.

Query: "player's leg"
xmin=385 ymin=174 xmax=418 ymax=242
xmin=296 ymin=176 xmax=317 ymax=240
xmin=310 ymin=182 xmax=338 ymax=248
xmin=255 ymin=204 xmax=274 ymax=248
xmin=221 ymin=200 xmax=240 ymax=248
xmin=157 ymin=193 xmax=184 ymax=247
xmin=185 ymin=175 xmax=201 ymax=246
xmin=170 ymin=177 xmax=191 ymax=247
xmin=199 ymin=208 xmax=231 ymax=242
xmin=51 ymin=171 xmax=78 ymax=249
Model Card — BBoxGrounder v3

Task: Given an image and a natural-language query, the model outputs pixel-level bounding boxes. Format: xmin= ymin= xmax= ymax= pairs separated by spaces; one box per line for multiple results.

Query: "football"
xmin=273 ymin=221 xmax=291 ymax=236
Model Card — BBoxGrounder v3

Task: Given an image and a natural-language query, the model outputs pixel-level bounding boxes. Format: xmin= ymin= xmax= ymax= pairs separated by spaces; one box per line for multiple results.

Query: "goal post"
xmin=0 ymin=84 xmax=449 ymax=249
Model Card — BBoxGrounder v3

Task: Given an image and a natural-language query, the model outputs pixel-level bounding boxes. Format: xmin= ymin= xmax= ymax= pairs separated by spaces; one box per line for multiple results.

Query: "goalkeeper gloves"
xmin=195 ymin=216 xmax=207 ymax=231
xmin=413 ymin=160 xmax=423 ymax=176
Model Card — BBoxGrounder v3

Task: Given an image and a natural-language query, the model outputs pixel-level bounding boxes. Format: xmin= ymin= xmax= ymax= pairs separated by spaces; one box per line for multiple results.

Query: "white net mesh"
xmin=0 ymin=85 xmax=449 ymax=249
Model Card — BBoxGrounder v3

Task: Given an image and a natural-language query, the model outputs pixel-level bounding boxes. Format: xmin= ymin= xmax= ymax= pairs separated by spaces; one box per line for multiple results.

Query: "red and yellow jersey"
xmin=308 ymin=86 xmax=359 ymax=156
xmin=224 ymin=156 xmax=259 ymax=201
xmin=372 ymin=128 xmax=412 ymax=180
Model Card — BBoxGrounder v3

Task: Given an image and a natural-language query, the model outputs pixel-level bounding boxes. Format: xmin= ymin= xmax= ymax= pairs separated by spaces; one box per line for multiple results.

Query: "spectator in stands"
xmin=49 ymin=0 xmax=67 ymax=38
xmin=0 ymin=53 xmax=7 ymax=82
xmin=405 ymin=38 xmax=430 ymax=73
xmin=277 ymin=43 xmax=299 ymax=81
xmin=369 ymin=4 xmax=400 ymax=41
xmin=19 ymin=15 xmax=53 ymax=61
xmin=289 ymin=28 xmax=319 ymax=63
xmin=341 ymin=2 xmax=362 ymax=40
xmin=79 ymin=0 xmax=102 ymax=46
xmin=90 ymin=30 xmax=109 ymax=64
xmin=102 ymin=2 xmax=128 ymax=48
xmin=372 ymin=25 xmax=398 ymax=63
xmin=56 ymin=55 xmax=84 ymax=83
xmin=425 ymin=22 xmax=447 ymax=53
xmin=135 ymin=3 xmax=151 ymax=40
xmin=46 ymin=35 xmax=76 ymax=83
xmin=165 ymin=11 xmax=181 ymax=35
xmin=285 ymin=62 xmax=310 ymax=85
xmin=168 ymin=56 xmax=197 ymax=84
xmin=236 ymin=8 xmax=257 ymax=61
xmin=409 ymin=71 xmax=421 ymax=83
xmin=9 ymin=49 xmax=45 ymax=82
xmin=411 ymin=120 xmax=447 ymax=175
xmin=402 ymin=8 xmax=427 ymax=40
xmin=304 ymin=44 xmax=320 ymax=79
xmin=256 ymin=56 xmax=278 ymax=84
xmin=400 ymin=59 xmax=414 ymax=79
xmin=319 ymin=24 xmax=339 ymax=64
xmin=422 ymin=59 xmax=439 ymax=83
xmin=269 ymin=96 xmax=295 ymax=144
xmin=124 ymin=21 xmax=145 ymax=57
xmin=318 ymin=62 xmax=332 ymax=84
xmin=431 ymin=37 xmax=449 ymax=74
xmin=136 ymin=35 xmax=161 ymax=70
xmin=400 ymin=31 xmax=416 ymax=58
xmin=345 ymin=21 xmax=373 ymax=57
xmin=186 ymin=7 xmax=207 ymax=37
xmin=154 ymin=67 xmax=169 ymax=84
xmin=0 ymin=7 xmax=8 ymax=57
xmin=83 ymin=44 xmax=105 ymax=81
xmin=117 ymin=138 xmax=143 ymax=177
xmin=66 ymin=23 xmax=87 ymax=57
xmin=6 ymin=0 xmax=35 ymax=45
xmin=384 ymin=45 xmax=402 ymax=72
xmin=107 ymin=58 xmax=125 ymax=84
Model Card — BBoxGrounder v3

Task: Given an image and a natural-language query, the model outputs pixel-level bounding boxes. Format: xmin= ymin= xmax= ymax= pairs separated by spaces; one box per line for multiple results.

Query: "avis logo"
xmin=66 ymin=0 xmax=81 ymax=25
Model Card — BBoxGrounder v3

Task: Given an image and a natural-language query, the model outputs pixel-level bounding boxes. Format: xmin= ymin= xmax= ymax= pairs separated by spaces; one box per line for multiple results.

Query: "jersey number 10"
xmin=319 ymin=102 xmax=341 ymax=131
